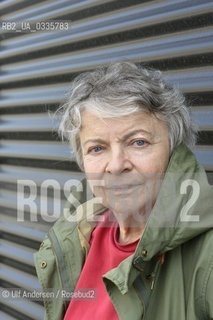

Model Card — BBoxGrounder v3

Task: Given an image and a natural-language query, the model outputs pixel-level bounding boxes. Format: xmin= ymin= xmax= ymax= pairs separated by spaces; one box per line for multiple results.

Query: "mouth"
xmin=105 ymin=184 xmax=141 ymax=193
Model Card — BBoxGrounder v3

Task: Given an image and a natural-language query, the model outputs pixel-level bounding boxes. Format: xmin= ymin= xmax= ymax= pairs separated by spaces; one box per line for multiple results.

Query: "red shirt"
xmin=64 ymin=210 xmax=139 ymax=320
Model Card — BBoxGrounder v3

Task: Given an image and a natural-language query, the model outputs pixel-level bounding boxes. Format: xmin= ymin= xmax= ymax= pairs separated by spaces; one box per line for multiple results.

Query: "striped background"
xmin=0 ymin=0 xmax=212 ymax=319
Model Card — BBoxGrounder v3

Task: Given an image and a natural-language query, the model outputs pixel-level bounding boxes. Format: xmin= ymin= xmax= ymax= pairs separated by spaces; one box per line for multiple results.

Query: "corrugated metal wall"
xmin=0 ymin=0 xmax=212 ymax=319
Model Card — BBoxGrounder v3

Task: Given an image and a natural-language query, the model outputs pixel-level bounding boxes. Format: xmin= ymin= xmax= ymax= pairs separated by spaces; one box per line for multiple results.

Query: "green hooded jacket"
xmin=34 ymin=144 xmax=213 ymax=320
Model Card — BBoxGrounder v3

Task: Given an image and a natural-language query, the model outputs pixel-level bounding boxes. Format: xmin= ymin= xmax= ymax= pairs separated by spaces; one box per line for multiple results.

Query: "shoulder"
xmin=197 ymin=229 xmax=213 ymax=319
xmin=182 ymin=229 xmax=213 ymax=318
xmin=182 ymin=228 xmax=213 ymax=270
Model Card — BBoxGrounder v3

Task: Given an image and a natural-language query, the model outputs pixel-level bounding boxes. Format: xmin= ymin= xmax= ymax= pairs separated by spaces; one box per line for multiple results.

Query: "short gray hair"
xmin=58 ymin=62 xmax=197 ymax=170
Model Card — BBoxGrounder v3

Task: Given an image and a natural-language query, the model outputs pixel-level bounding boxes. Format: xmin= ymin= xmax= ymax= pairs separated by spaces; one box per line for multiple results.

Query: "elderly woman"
xmin=35 ymin=62 xmax=213 ymax=320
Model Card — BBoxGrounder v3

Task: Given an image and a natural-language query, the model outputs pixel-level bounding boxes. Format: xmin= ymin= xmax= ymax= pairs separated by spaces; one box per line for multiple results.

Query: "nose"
xmin=105 ymin=148 xmax=133 ymax=174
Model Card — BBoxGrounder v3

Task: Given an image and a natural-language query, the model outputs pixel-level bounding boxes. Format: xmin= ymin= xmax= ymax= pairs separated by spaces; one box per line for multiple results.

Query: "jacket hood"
xmin=136 ymin=143 xmax=213 ymax=260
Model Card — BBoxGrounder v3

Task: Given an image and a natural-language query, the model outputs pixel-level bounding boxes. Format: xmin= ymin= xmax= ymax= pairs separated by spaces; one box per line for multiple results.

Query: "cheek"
xmin=83 ymin=155 xmax=107 ymax=173
xmin=132 ymin=151 xmax=169 ymax=175
xmin=83 ymin=157 xmax=106 ymax=193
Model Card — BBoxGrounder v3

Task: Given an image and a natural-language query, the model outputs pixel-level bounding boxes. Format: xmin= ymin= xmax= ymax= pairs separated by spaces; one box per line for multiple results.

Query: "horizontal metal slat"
xmin=192 ymin=107 xmax=213 ymax=131
xmin=0 ymin=240 xmax=35 ymax=267
xmin=0 ymin=187 xmax=66 ymax=221
xmin=0 ymin=140 xmax=73 ymax=161
xmin=0 ymin=0 xmax=44 ymax=17
xmin=0 ymin=263 xmax=40 ymax=290
xmin=1 ymin=0 xmax=112 ymax=22
xmin=0 ymin=164 xmax=83 ymax=186
xmin=0 ymin=113 xmax=58 ymax=132
xmin=0 ymin=221 xmax=46 ymax=243
xmin=0 ymin=0 xmax=69 ymax=16
xmin=164 ymin=67 xmax=213 ymax=92
xmin=1 ymin=28 xmax=212 ymax=84
xmin=1 ymin=0 xmax=212 ymax=59
xmin=0 ymin=84 xmax=68 ymax=108
xmin=0 ymin=292 xmax=44 ymax=320
xmin=0 ymin=0 xmax=19 ymax=10
xmin=194 ymin=146 xmax=213 ymax=170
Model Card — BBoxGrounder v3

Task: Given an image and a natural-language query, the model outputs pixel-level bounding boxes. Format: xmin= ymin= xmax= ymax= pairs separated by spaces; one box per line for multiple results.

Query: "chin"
xmin=105 ymin=200 xmax=151 ymax=226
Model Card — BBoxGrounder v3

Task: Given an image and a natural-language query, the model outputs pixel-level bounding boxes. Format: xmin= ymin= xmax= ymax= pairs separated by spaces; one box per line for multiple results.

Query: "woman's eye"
xmin=132 ymin=139 xmax=146 ymax=147
xmin=89 ymin=146 xmax=103 ymax=153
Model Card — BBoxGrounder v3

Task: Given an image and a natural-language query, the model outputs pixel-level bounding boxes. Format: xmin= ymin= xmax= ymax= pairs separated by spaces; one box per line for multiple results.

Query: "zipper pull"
xmin=150 ymin=273 xmax=155 ymax=290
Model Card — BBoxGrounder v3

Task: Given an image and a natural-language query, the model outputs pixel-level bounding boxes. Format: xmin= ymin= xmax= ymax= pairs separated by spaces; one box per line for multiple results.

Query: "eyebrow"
xmin=83 ymin=129 xmax=152 ymax=147
xmin=122 ymin=129 xmax=152 ymax=141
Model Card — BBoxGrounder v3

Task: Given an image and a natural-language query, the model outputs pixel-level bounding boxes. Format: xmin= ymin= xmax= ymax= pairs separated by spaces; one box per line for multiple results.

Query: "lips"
xmin=104 ymin=184 xmax=142 ymax=193
xmin=106 ymin=185 xmax=137 ymax=189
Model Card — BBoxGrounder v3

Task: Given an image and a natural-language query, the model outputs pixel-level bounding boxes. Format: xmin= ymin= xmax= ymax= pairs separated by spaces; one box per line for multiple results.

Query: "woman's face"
xmin=80 ymin=110 xmax=170 ymax=224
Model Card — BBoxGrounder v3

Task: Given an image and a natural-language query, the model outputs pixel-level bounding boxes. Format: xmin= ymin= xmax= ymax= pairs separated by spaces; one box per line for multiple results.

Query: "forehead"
xmin=80 ymin=110 xmax=164 ymax=136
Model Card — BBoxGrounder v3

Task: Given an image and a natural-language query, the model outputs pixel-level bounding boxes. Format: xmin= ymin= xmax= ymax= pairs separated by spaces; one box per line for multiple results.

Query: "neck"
xmin=118 ymin=225 xmax=145 ymax=245
xmin=113 ymin=211 xmax=147 ymax=244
